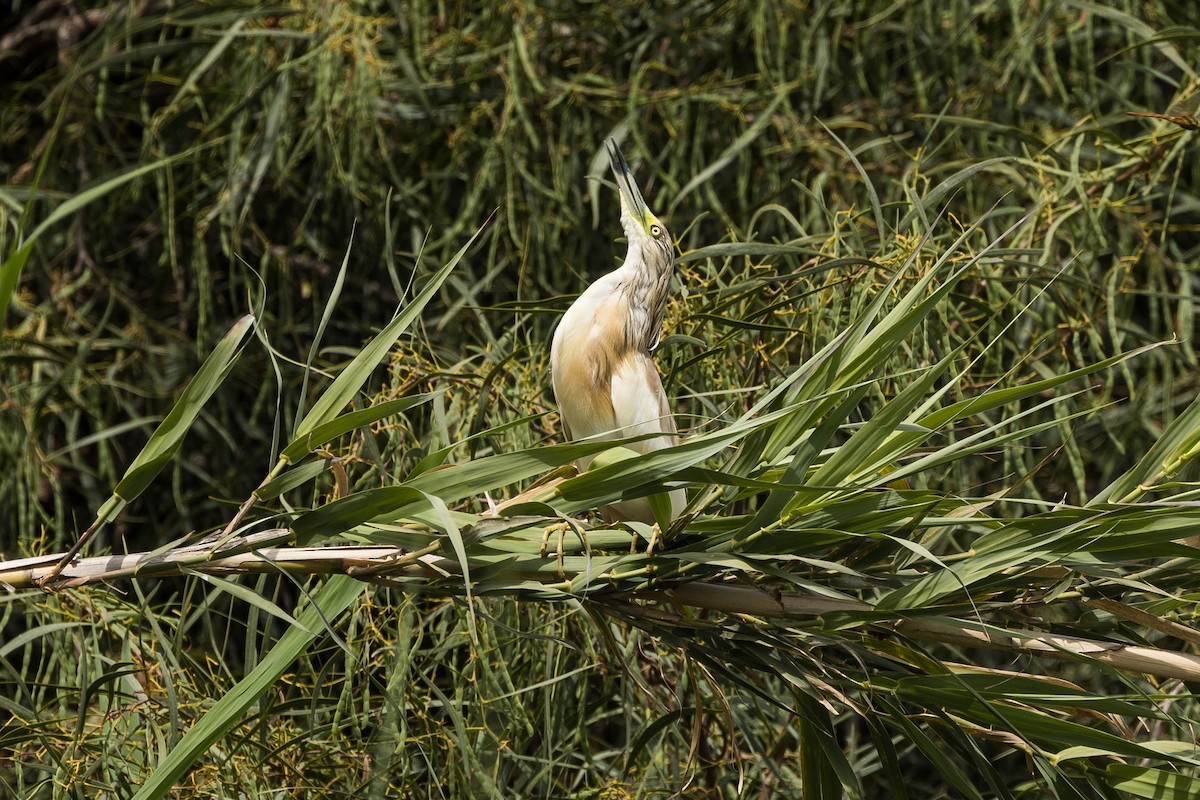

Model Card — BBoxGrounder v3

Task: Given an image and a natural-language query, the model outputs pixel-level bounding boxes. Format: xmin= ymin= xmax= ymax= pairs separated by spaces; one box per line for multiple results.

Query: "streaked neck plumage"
xmin=616 ymin=211 xmax=674 ymax=354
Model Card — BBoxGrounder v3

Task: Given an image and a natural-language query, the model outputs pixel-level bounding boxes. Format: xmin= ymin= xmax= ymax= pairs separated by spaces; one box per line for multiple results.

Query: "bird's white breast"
xmin=550 ymin=267 xmax=684 ymax=521
xmin=550 ymin=267 xmax=675 ymax=447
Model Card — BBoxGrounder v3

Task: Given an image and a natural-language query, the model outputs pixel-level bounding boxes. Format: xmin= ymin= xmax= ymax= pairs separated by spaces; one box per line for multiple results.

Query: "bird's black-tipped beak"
xmin=606 ymin=139 xmax=650 ymax=226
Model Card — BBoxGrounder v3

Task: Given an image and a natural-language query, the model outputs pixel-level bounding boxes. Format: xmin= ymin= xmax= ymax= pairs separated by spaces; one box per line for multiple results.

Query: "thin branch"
xmin=649 ymin=583 xmax=1200 ymax=684
xmin=6 ymin=545 xmax=1200 ymax=683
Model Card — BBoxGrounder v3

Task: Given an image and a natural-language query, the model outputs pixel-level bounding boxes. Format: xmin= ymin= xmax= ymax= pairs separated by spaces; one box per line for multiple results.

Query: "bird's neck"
xmin=616 ymin=248 xmax=672 ymax=353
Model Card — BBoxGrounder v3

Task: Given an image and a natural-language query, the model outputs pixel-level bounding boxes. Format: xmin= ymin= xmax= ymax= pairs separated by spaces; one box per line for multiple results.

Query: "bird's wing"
xmin=609 ymin=353 xmax=677 ymax=452
xmin=552 ymin=341 xmax=613 ymax=442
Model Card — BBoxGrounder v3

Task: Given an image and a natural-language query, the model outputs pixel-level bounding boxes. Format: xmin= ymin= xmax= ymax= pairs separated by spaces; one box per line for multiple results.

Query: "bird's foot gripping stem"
xmin=628 ymin=522 xmax=665 ymax=555
xmin=540 ymin=520 xmax=589 ymax=578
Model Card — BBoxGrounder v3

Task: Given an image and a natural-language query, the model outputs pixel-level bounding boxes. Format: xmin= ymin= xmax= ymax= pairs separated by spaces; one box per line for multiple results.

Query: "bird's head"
xmin=606 ymin=139 xmax=674 ymax=272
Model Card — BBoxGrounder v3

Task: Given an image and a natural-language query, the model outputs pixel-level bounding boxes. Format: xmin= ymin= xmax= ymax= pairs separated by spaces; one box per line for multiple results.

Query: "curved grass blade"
xmin=181 ymin=568 xmax=312 ymax=634
xmin=112 ymin=314 xmax=255 ymax=501
xmin=896 ymin=157 xmax=1018 ymax=231
xmin=818 ymin=119 xmax=884 ymax=240
xmin=2 ymin=152 xmax=193 ymax=324
xmin=293 ymin=223 xmax=354 ymax=439
xmin=669 ymin=86 xmax=788 ymax=214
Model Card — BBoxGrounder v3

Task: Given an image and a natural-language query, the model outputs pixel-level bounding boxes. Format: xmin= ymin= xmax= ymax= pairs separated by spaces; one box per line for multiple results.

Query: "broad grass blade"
xmin=280 ymin=392 xmax=438 ymax=464
xmin=293 ymin=486 xmax=432 ymax=544
xmin=1107 ymin=765 xmax=1199 ymax=800
xmin=114 ymin=315 xmax=255 ymax=501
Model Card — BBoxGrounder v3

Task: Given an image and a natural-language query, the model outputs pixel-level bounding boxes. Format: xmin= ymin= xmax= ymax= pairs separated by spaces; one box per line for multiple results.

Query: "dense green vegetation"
xmin=4 ymin=1 xmax=1200 ymax=797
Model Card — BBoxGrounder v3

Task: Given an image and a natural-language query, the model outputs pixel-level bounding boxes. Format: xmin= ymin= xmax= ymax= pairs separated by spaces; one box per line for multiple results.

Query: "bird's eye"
xmin=650 ymin=224 xmax=662 ymax=236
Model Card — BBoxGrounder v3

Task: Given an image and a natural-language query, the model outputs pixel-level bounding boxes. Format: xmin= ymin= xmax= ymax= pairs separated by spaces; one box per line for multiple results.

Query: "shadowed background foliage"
xmin=3 ymin=1 xmax=1200 ymax=798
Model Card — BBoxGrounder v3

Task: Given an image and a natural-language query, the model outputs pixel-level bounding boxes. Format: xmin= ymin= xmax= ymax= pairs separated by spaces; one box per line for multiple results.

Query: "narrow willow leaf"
xmin=131 ymin=575 xmax=364 ymax=800
xmin=838 ymin=258 xmax=963 ymax=386
xmin=862 ymin=714 xmax=910 ymax=800
xmin=974 ymin=504 xmax=1200 ymax=557
xmin=41 ymin=314 xmax=256 ymax=578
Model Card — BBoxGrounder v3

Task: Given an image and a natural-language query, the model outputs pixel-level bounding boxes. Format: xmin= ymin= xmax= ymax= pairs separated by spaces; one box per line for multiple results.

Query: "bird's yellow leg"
xmin=541 ymin=519 xmax=591 ymax=578
xmin=644 ymin=490 xmax=675 ymax=554
xmin=623 ymin=521 xmax=663 ymax=554
xmin=540 ymin=521 xmax=570 ymax=578
xmin=645 ymin=523 xmax=663 ymax=555
xmin=539 ymin=522 xmax=567 ymax=558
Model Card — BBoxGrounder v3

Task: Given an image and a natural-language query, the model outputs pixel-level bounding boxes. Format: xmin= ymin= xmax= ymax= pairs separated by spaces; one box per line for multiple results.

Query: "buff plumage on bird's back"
xmin=550 ymin=140 xmax=686 ymax=524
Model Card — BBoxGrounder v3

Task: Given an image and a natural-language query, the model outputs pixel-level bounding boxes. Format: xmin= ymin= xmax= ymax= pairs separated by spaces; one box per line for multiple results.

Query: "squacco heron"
xmin=550 ymin=140 xmax=686 ymax=524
